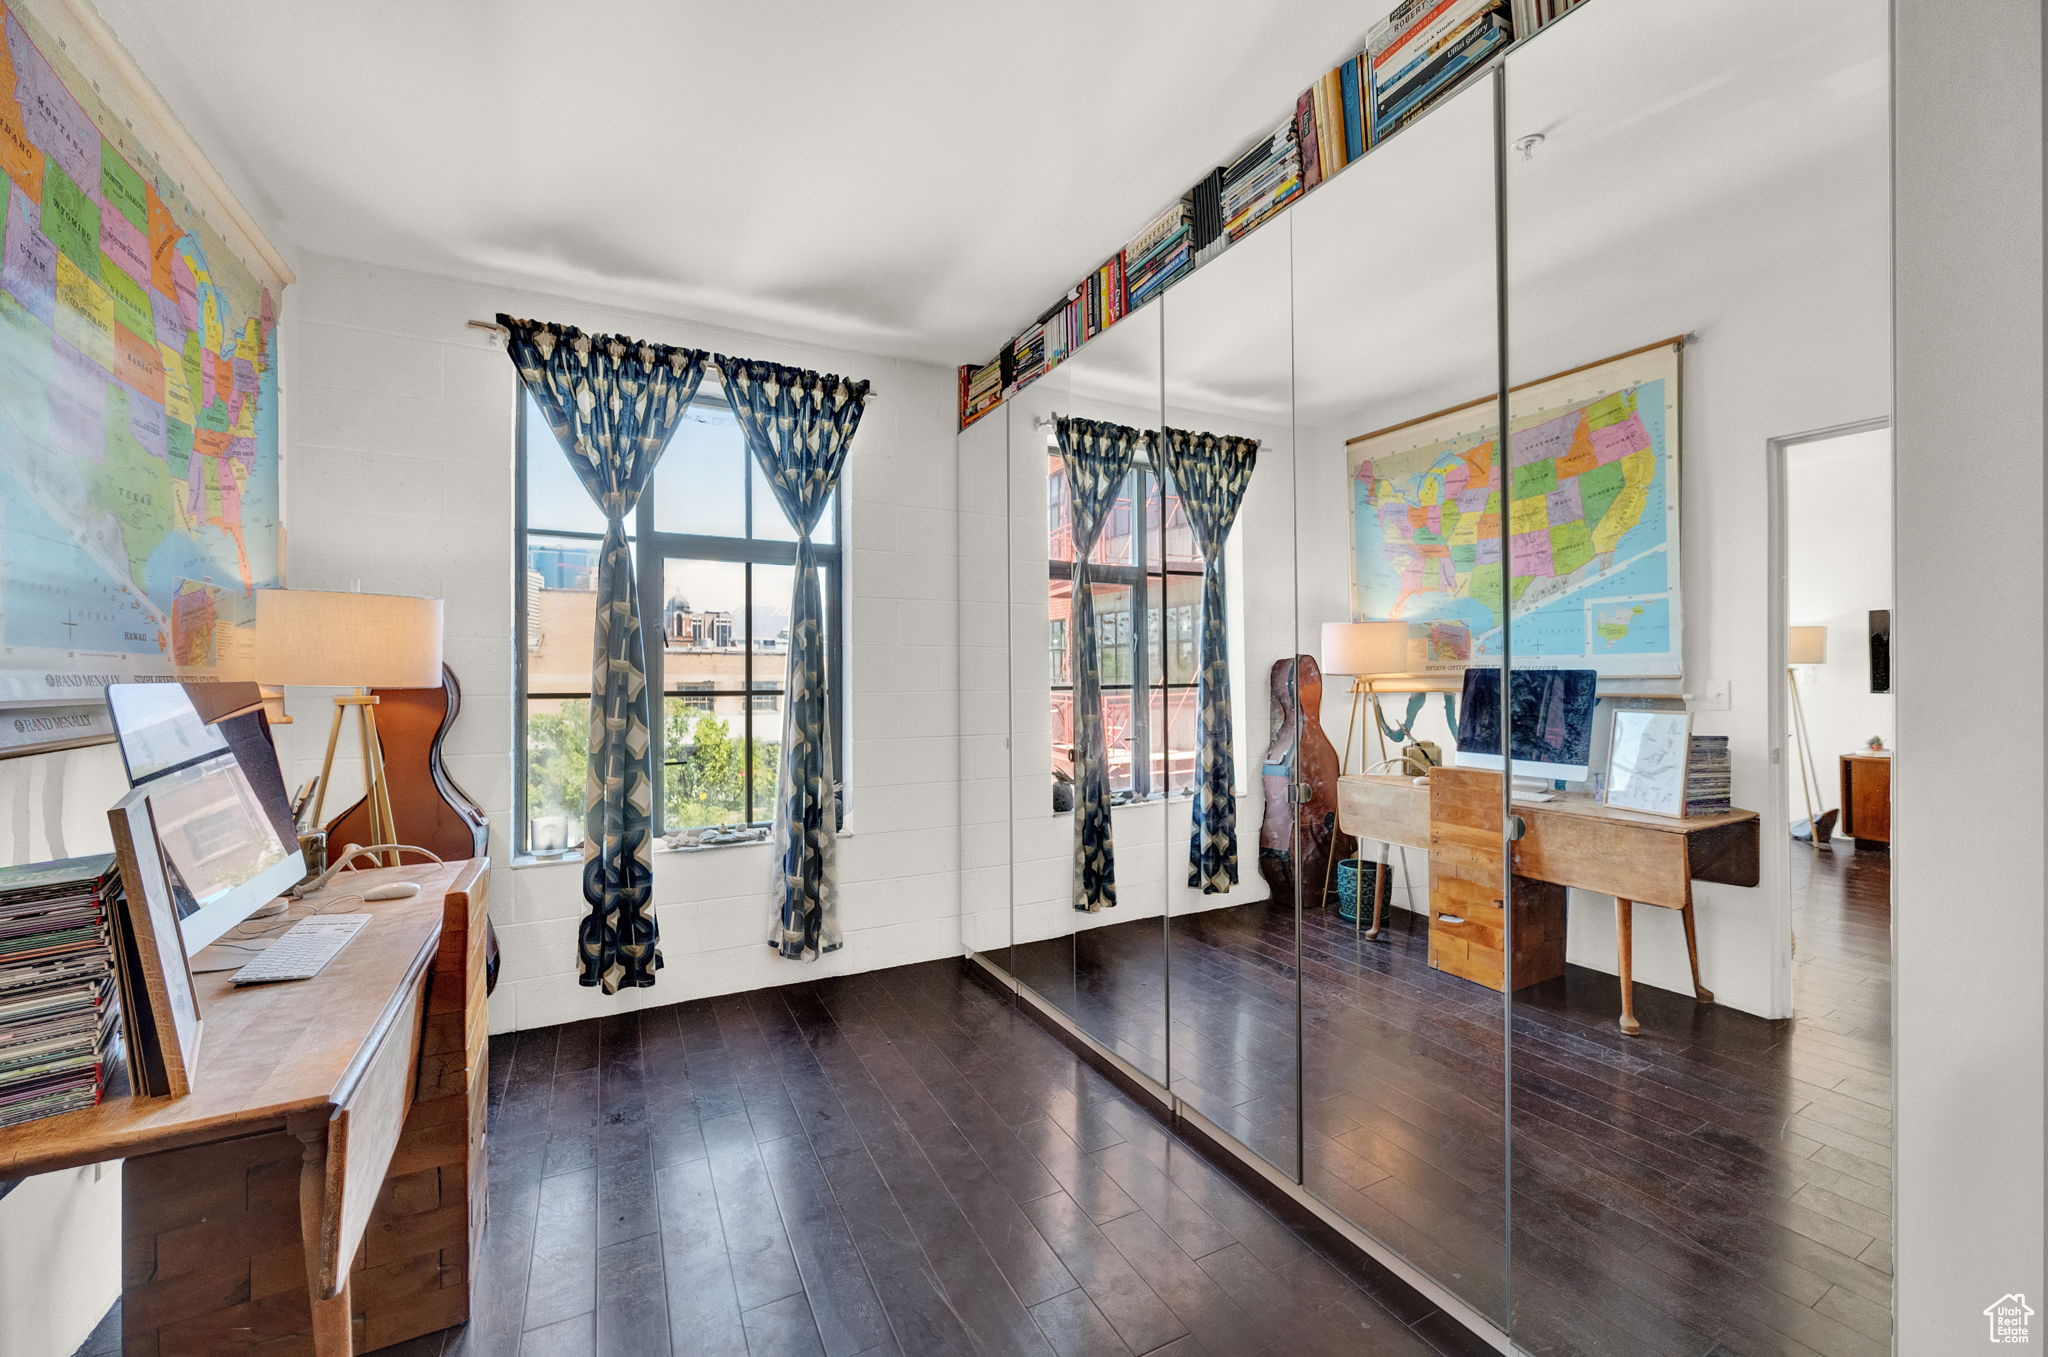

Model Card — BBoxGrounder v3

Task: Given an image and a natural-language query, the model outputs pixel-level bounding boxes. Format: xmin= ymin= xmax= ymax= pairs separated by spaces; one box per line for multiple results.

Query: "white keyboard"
xmin=230 ymin=914 xmax=371 ymax=986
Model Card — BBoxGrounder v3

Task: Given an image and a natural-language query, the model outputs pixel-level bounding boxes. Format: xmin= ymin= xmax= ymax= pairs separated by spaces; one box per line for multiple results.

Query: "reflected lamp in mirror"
xmin=1320 ymin=621 xmax=1412 ymax=776
xmin=1788 ymin=626 xmax=1827 ymax=666
xmin=254 ymin=589 xmax=445 ymax=859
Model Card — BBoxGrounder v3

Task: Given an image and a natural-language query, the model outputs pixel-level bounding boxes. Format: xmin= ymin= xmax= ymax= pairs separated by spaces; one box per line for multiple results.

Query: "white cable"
xmin=290 ymin=843 xmax=443 ymax=897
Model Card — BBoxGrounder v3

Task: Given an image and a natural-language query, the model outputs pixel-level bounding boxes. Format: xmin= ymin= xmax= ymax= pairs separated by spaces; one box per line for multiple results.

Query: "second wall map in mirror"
xmin=1347 ymin=339 xmax=1683 ymax=678
xmin=0 ymin=0 xmax=284 ymax=706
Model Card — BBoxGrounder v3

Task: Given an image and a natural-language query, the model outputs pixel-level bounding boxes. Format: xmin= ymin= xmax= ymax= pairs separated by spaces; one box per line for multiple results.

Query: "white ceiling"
xmin=90 ymin=0 xmax=1404 ymax=366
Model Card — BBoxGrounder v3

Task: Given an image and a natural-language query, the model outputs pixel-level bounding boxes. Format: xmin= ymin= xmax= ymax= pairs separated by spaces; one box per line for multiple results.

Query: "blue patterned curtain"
xmin=500 ymin=315 xmax=708 ymax=993
xmin=1160 ymin=428 xmax=1258 ymax=892
xmin=1057 ymin=416 xmax=1146 ymax=912
xmin=715 ymin=356 xmax=870 ymax=959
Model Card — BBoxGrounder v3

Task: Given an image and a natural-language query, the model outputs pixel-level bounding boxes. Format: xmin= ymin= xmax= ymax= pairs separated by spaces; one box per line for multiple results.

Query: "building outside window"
xmin=517 ymin=388 xmax=842 ymax=854
xmin=1047 ymin=450 xmax=1203 ymax=806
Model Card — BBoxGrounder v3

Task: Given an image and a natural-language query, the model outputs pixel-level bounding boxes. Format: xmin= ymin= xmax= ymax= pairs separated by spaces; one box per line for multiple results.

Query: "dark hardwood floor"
xmin=68 ymin=958 xmax=1480 ymax=1356
xmin=1005 ymin=841 xmax=1893 ymax=1357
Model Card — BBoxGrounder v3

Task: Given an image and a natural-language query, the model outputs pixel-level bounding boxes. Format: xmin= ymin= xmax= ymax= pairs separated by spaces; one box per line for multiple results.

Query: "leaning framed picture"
xmin=108 ymin=788 xmax=203 ymax=1097
xmin=1605 ymin=708 xmax=1693 ymax=818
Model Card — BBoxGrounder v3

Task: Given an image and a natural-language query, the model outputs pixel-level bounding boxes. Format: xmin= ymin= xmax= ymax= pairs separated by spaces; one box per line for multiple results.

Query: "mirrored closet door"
xmin=1501 ymin=2 xmax=1893 ymax=1354
xmin=1008 ymin=308 xmax=1173 ymax=1085
xmin=1291 ymin=70 xmax=1510 ymax=1326
xmin=1158 ymin=218 xmax=1301 ymax=1179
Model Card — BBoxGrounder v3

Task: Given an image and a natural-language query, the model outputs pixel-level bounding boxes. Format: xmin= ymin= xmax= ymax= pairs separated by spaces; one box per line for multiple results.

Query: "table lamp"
xmin=1320 ymin=620 xmax=1412 ymax=774
xmin=256 ymin=589 xmax=444 ymax=861
xmin=1786 ymin=625 xmax=1830 ymax=845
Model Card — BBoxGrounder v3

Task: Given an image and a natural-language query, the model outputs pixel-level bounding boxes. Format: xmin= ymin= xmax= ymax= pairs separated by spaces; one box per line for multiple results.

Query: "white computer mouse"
xmin=363 ymin=882 xmax=422 ymax=902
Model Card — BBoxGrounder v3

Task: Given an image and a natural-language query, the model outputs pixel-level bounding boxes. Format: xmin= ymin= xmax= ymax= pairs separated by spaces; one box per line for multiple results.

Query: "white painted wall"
xmin=1785 ymin=427 xmax=1893 ymax=826
xmin=276 ymin=253 xmax=965 ymax=1035
xmin=1893 ymin=0 xmax=2045 ymax=1346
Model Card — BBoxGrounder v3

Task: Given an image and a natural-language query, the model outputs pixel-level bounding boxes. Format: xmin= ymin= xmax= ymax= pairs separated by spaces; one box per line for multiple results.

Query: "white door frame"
xmin=1764 ymin=416 xmax=1891 ymax=1019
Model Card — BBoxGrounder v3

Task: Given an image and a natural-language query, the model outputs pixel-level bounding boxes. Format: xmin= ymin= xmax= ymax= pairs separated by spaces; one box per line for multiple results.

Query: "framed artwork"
xmin=108 ymin=788 xmax=203 ymax=1098
xmin=1868 ymin=609 xmax=1891 ymax=694
xmin=1348 ymin=337 xmax=1684 ymax=679
xmin=1605 ymin=708 xmax=1693 ymax=818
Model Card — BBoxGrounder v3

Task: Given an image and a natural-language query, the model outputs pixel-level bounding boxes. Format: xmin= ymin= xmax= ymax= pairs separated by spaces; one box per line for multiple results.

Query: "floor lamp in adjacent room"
xmin=256 ymin=588 xmax=445 ymax=866
xmin=1787 ymin=625 xmax=1832 ymax=845
xmin=1319 ymin=620 xmax=1413 ymax=936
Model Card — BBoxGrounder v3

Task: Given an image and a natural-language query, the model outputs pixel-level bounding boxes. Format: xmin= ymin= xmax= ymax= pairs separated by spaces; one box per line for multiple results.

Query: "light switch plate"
xmin=1694 ymin=678 xmax=1731 ymax=711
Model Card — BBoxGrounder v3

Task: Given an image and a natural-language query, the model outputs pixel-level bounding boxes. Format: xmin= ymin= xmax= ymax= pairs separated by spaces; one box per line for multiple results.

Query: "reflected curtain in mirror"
xmin=499 ymin=315 xmax=709 ymax=993
xmin=1055 ymin=416 xmax=1146 ymax=911
xmin=716 ymin=356 xmax=871 ymax=960
xmin=1160 ymin=427 xmax=1257 ymax=891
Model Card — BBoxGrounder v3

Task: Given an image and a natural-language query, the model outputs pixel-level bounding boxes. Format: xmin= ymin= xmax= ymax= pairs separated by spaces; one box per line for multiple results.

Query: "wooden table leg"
xmin=1616 ymin=898 xmax=1640 ymax=1035
xmin=290 ymin=1112 xmax=353 ymax=1357
xmin=1681 ymin=899 xmax=1715 ymax=1003
xmin=1365 ymin=848 xmax=1387 ymax=940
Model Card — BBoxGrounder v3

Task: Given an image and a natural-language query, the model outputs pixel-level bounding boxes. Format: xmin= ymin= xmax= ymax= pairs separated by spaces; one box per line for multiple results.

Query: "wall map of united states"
xmin=0 ymin=0 xmax=281 ymax=705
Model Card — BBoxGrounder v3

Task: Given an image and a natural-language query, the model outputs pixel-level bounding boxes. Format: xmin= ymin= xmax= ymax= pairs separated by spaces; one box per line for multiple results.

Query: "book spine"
xmin=1340 ymin=57 xmax=1365 ymax=162
xmin=1295 ymin=90 xmax=1322 ymax=190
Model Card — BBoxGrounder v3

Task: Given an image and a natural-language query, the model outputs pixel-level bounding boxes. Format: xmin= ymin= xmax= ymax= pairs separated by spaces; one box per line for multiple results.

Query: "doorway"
xmin=1772 ymin=419 xmax=1896 ymax=1312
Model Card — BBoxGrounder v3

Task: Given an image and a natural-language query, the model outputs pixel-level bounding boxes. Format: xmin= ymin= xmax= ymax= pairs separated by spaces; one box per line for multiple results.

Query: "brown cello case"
xmin=1258 ymin=654 xmax=1355 ymax=909
xmin=326 ymin=664 xmax=500 ymax=991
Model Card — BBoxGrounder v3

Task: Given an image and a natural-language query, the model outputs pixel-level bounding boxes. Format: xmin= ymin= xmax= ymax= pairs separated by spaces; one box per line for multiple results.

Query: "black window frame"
xmin=514 ymin=387 xmax=846 ymax=854
xmin=1048 ymin=451 xmax=1206 ymax=803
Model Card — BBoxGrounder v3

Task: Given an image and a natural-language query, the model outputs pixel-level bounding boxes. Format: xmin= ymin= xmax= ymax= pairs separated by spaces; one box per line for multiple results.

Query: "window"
xmin=516 ymin=389 xmax=843 ymax=853
xmin=1048 ymin=448 xmax=1204 ymax=805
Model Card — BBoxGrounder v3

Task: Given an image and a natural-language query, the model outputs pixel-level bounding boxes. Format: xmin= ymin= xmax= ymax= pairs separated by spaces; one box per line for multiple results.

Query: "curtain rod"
xmin=465 ymin=319 xmax=878 ymax=395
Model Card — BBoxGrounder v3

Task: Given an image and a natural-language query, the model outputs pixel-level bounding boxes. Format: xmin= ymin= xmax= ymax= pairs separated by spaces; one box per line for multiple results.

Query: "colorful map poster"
xmin=1347 ymin=340 xmax=1683 ymax=679
xmin=0 ymin=0 xmax=281 ymax=706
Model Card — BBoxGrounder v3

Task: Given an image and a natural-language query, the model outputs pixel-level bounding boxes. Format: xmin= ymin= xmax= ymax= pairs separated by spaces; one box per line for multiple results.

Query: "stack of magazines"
xmin=1221 ymin=120 xmax=1303 ymax=243
xmin=0 ymin=854 xmax=122 ymax=1128
xmin=1685 ymin=735 xmax=1733 ymax=816
xmin=1124 ymin=199 xmax=1193 ymax=311
xmin=1368 ymin=0 xmax=1515 ymax=138
xmin=1189 ymin=168 xmax=1226 ymax=266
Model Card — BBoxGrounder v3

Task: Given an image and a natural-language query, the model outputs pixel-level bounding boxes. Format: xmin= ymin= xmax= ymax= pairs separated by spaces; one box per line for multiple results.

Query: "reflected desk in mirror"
xmin=1337 ymin=771 xmax=1760 ymax=1032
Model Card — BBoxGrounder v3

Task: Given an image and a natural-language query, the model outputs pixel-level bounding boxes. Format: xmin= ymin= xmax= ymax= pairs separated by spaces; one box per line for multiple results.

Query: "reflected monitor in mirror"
xmin=1454 ymin=666 xmax=1598 ymax=784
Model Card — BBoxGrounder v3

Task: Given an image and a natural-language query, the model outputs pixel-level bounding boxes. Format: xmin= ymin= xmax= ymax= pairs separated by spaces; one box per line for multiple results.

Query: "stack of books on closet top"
xmin=0 ymin=854 xmax=123 ymax=1128
xmin=960 ymin=357 xmax=1003 ymax=428
xmin=1368 ymin=0 xmax=1515 ymax=138
xmin=1124 ymin=200 xmax=1193 ymax=312
xmin=1221 ymin=120 xmax=1303 ymax=243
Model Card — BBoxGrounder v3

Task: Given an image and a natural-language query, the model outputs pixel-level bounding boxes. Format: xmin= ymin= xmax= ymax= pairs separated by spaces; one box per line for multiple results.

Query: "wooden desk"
xmin=0 ymin=859 xmax=490 ymax=1355
xmin=1337 ymin=773 xmax=1760 ymax=1033
xmin=1839 ymin=753 xmax=1892 ymax=848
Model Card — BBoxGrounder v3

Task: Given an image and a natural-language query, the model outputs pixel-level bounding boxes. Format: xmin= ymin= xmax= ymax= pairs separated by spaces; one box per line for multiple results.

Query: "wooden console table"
xmin=0 ymin=859 xmax=489 ymax=1355
xmin=1337 ymin=773 xmax=1760 ymax=1033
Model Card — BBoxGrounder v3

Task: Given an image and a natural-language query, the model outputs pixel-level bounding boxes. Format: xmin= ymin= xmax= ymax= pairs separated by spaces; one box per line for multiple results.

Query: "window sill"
xmin=512 ymin=826 xmax=868 ymax=868
xmin=1046 ymin=784 xmax=1251 ymax=818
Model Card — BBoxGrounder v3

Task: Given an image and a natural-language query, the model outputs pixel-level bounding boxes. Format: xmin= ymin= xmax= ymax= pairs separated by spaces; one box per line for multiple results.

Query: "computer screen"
xmin=105 ymin=683 xmax=305 ymax=952
xmin=104 ymin=683 xmax=229 ymax=783
xmin=1454 ymin=667 xmax=1599 ymax=781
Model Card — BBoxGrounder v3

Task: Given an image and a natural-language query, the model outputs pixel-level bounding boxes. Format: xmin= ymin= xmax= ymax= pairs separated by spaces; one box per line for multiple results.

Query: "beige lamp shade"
xmin=255 ymin=589 xmax=445 ymax=689
xmin=1321 ymin=620 xmax=1412 ymax=677
xmin=1788 ymin=625 xmax=1828 ymax=666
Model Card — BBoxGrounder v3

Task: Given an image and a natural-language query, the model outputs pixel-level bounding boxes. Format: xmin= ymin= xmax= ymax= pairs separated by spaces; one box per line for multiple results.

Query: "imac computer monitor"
xmin=1454 ymin=667 xmax=1599 ymax=783
xmin=105 ymin=683 xmax=305 ymax=952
